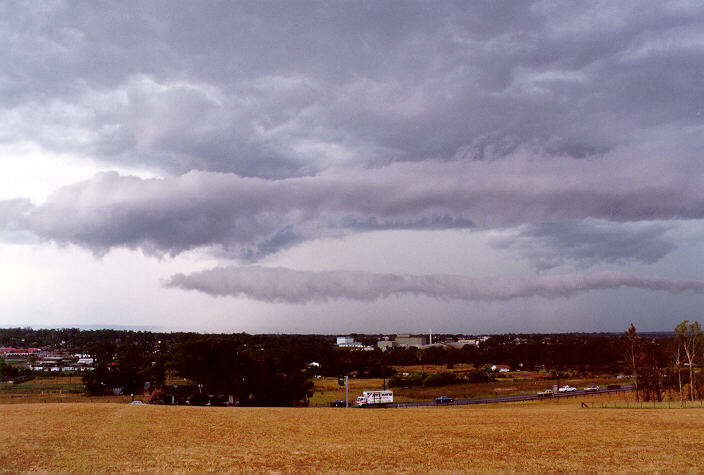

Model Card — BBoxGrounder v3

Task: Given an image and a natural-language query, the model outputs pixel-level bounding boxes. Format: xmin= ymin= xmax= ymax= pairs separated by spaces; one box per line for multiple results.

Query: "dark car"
xmin=436 ymin=396 xmax=454 ymax=404
xmin=330 ymin=400 xmax=346 ymax=407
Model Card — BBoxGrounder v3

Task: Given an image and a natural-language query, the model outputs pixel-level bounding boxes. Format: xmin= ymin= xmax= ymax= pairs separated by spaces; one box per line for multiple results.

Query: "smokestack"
xmin=429 ymin=328 xmax=432 ymax=345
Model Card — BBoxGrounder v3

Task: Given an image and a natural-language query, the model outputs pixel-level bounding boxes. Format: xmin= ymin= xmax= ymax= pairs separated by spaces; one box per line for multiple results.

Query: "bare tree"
xmin=674 ymin=320 xmax=702 ymax=401
xmin=669 ymin=339 xmax=684 ymax=400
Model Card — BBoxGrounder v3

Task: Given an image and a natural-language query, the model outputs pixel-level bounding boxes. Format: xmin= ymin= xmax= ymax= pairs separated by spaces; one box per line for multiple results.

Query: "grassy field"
xmin=0 ymin=376 xmax=146 ymax=404
xmin=1 ymin=400 xmax=702 ymax=472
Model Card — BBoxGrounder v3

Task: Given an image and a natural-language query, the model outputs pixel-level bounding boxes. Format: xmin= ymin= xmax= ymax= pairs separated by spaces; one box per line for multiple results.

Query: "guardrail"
xmin=389 ymin=385 xmax=635 ymax=408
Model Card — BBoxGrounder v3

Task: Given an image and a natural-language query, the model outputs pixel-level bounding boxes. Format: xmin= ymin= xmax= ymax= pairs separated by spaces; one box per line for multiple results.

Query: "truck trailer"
xmin=355 ymin=390 xmax=393 ymax=407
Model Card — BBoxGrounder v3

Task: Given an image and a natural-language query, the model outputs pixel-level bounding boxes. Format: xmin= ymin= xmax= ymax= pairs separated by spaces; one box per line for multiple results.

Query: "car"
xmin=129 ymin=400 xmax=146 ymax=405
xmin=537 ymin=389 xmax=553 ymax=397
xmin=558 ymin=385 xmax=576 ymax=393
xmin=330 ymin=400 xmax=346 ymax=407
xmin=584 ymin=385 xmax=599 ymax=392
xmin=436 ymin=396 xmax=454 ymax=404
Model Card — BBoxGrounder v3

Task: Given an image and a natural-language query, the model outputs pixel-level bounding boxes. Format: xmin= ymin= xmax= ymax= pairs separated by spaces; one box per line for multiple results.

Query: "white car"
xmin=558 ymin=385 xmax=576 ymax=393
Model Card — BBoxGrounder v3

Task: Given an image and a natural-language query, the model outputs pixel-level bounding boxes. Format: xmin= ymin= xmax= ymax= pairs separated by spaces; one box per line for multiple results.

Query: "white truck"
xmin=355 ymin=390 xmax=393 ymax=407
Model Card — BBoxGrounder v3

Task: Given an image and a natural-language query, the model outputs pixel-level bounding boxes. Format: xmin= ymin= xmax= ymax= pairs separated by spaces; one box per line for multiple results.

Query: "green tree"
xmin=82 ymin=341 xmax=117 ymax=395
xmin=115 ymin=344 xmax=147 ymax=395
xmin=0 ymin=357 xmax=20 ymax=379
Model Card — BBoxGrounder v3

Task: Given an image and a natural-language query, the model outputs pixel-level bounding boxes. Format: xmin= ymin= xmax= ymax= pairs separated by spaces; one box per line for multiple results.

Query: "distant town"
xmin=0 ymin=323 xmax=699 ymax=408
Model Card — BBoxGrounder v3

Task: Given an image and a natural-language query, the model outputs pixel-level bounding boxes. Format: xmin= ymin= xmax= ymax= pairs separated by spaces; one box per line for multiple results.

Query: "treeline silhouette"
xmin=0 ymin=327 xmax=683 ymax=405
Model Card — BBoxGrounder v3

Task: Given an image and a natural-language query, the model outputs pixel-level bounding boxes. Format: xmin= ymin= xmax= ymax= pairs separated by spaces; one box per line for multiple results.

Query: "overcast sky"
xmin=1 ymin=1 xmax=703 ymax=334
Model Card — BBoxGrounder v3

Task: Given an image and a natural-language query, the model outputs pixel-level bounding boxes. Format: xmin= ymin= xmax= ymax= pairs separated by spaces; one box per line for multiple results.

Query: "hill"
xmin=2 ymin=401 xmax=703 ymax=471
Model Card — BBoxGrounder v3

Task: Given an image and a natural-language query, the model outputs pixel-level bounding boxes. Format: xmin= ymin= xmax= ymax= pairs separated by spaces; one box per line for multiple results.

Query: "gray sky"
xmin=1 ymin=1 xmax=703 ymax=333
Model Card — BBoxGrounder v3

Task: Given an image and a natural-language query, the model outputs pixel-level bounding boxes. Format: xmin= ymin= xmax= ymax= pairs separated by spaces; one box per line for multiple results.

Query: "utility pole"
xmin=345 ymin=376 xmax=349 ymax=408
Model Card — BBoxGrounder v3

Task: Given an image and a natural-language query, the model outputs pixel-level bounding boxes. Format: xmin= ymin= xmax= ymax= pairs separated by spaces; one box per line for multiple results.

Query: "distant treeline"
xmin=1 ymin=327 xmax=676 ymax=373
xmin=1 ymin=326 xmax=694 ymax=405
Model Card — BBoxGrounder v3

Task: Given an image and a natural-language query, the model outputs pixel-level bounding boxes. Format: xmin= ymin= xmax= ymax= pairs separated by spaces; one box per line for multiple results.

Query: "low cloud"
xmin=492 ymin=220 xmax=678 ymax=269
xmin=0 ymin=145 xmax=702 ymax=258
xmin=165 ymin=266 xmax=704 ymax=303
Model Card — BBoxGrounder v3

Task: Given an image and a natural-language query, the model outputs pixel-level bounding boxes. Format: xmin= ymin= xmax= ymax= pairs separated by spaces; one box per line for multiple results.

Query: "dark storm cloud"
xmin=165 ymin=266 xmax=704 ymax=303
xmin=1 ymin=146 xmax=702 ymax=257
xmin=2 ymin=1 xmax=704 ymax=177
xmin=492 ymin=220 xmax=679 ymax=269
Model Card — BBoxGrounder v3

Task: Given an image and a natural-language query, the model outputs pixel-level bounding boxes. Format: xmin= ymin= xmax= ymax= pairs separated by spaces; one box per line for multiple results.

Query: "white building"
xmin=336 ymin=336 xmax=363 ymax=348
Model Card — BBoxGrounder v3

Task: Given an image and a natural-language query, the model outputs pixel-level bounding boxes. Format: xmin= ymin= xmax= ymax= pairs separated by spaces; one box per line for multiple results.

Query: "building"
xmin=377 ymin=339 xmax=394 ymax=350
xmin=336 ymin=336 xmax=363 ymax=348
xmin=376 ymin=334 xmax=428 ymax=349
xmin=0 ymin=347 xmax=41 ymax=359
xmin=394 ymin=334 xmax=427 ymax=347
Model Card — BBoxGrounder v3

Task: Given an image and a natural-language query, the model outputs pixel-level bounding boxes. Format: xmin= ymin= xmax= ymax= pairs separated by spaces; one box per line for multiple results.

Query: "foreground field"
xmin=2 ymin=402 xmax=703 ymax=472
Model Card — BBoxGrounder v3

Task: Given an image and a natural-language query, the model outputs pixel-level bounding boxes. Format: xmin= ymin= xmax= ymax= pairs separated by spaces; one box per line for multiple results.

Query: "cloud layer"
xmin=2 ymin=2 xmax=704 ymax=178
xmin=1 ymin=2 xmax=703 ymax=331
xmin=166 ymin=266 xmax=704 ymax=303
xmin=1 ymin=142 xmax=702 ymax=258
xmin=2 ymin=1 xmax=703 ymax=265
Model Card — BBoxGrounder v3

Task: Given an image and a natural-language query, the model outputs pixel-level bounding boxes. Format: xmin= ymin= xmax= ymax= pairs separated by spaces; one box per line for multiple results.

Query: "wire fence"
xmin=581 ymin=399 xmax=704 ymax=409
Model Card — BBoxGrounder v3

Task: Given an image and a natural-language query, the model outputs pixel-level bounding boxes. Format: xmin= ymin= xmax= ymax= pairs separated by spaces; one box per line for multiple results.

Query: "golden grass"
xmin=1 ymin=401 xmax=703 ymax=472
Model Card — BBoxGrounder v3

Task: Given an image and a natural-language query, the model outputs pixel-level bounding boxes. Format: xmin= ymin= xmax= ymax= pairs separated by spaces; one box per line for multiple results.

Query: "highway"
xmin=389 ymin=385 xmax=635 ymax=408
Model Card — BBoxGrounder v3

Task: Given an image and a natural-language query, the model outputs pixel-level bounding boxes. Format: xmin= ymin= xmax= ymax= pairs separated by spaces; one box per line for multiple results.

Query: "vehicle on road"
xmin=584 ymin=385 xmax=600 ymax=392
xmin=537 ymin=389 xmax=553 ymax=397
xmin=330 ymin=400 xmax=346 ymax=407
xmin=436 ymin=396 xmax=454 ymax=404
xmin=356 ymin=390 xmax=393 ymax=407
xmin=558 ymin=385 xmax=576 ymax=393
xmin=129 ymin=401 xmax=146 ymax=405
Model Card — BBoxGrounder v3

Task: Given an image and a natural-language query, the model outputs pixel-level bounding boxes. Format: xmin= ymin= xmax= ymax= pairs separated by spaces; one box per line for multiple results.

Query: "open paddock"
xmin=1 ymin=401 xmax=702 ymax=472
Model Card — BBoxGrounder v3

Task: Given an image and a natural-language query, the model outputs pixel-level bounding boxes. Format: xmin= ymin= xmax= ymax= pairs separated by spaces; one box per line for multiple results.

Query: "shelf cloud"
xmin=1 ymin=142 xmax=702 ymax=259
xmin=165 ymin=266 xmax=704 ymax=304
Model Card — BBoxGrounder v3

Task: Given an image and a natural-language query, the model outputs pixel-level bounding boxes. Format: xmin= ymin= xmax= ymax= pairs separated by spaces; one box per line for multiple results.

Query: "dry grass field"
xmin=2 ymin=400 xmax=703 ymax=472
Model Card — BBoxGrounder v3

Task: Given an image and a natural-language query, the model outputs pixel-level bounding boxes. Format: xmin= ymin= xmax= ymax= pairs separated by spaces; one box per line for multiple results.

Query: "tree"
xmin=169 ymin=338 xmax=246 ymax=396
xmin=115 ymin=344 xmax=147 ymax=395
xmin=623 ymin=324 xmax=640 ymax=401
xmin=635 ymin=339 xmax=663 ymax=402
xmin=668 ymin=338 xmax=684 ymax=400
xmin=674 ymin=320 xmax=702 ymax=401
xmin=82 ymin=341 xmax=117 ymax=395
xmin=0 ymin=357 xmax=20 ymax=379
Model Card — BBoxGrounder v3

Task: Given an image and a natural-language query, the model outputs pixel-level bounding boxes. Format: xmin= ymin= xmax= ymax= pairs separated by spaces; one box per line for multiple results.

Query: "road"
xmin=388 ymin=385 xmax=635 ymax=408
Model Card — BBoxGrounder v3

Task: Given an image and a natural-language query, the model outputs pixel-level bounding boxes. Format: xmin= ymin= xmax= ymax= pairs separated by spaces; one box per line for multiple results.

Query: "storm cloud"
xmin=166 ymin=266 xmax=704 ymax=303
xmin=1 ymin=143 xmax=702 ymax=258
xmin=2 ymin=1 xmax=703 ymax=262
xmin=491 ymin=220 xmax=680 ymax=270
xmin=2 ymin=2 xmax=704 ymax=178
xmin=1 ymin=2 xmax=703 ymax=332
